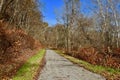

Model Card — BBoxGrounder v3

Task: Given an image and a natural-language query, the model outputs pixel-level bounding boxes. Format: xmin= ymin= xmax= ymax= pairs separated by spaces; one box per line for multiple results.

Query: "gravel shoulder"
xmin=38 ymin=50 xmax=106 ymax=80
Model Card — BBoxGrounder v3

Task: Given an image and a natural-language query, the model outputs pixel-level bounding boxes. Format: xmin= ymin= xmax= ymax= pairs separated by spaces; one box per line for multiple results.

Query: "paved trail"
xmin=38 ymin=50 xmax=106 ymax=80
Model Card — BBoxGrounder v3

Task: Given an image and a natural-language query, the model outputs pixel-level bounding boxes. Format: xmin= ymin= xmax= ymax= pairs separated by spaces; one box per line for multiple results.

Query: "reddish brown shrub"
xmin=65 ymin=47 xmax=120 ymax=69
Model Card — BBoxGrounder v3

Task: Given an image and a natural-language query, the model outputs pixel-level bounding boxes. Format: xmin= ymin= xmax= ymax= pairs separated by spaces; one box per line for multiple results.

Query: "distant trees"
xmin=44 ymin=24 xmax=65 ymax=48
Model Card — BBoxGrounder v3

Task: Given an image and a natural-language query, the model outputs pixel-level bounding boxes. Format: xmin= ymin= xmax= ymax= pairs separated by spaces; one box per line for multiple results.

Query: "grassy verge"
xmin=55 ymin=50 xmax=120 ymax=80
xmin=12 ymin=49 xmax=45 ymax=80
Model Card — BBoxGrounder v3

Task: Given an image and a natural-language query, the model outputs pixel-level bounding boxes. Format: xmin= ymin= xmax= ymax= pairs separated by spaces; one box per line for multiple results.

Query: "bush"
xmin=64 ymin=47 xmax=120 ymax=69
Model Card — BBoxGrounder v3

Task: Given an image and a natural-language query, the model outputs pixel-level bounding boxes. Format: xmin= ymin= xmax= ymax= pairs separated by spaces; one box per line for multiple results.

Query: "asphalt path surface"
xmin=38 ymin=50 xmax=106 ymax=80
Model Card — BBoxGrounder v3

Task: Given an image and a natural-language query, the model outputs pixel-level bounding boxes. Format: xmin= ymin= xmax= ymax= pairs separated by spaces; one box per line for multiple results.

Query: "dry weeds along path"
xmin=38 ymin=50 xmax=106 ymax=80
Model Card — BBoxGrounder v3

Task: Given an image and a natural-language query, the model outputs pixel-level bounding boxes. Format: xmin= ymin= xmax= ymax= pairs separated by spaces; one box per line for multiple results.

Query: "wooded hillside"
xmin=0 ymin=0 xmax=45 ymax=79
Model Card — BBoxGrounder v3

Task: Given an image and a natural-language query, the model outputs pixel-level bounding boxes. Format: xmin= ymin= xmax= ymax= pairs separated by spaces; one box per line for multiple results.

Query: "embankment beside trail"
xmin=0 ymin=22 xmax=43 ymax=79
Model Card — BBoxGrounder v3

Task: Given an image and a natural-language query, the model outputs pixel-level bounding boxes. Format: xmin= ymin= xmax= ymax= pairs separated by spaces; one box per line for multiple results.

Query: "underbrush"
xmin=0 ymin=22 xmax=42 ymax=79
xmin=65 ymin=47 xmax=120 ymax=69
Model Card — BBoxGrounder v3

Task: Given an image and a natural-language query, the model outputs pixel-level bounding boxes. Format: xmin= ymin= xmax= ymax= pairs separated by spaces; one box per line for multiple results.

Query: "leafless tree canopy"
xmin=44 ymin=0 xmax=120 ymax=53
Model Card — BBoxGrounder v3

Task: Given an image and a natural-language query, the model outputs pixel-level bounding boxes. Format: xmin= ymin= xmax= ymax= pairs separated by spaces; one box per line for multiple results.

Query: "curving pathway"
xmin=38 ymin=50 xmax=106 ymax=80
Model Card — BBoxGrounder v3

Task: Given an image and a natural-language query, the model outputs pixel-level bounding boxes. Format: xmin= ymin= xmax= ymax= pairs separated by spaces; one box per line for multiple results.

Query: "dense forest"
xmin=0 ymin=0 xmax=120 ymax=80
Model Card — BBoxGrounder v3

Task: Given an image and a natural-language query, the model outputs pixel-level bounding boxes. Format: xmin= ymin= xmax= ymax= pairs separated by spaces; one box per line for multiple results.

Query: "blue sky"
xmin=40 ymin=0 xmax=93 ymax=26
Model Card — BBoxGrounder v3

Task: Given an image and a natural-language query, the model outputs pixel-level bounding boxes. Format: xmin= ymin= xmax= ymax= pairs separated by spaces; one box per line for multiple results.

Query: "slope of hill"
xmin=0 ymin=22 xmax=42 ymax=79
